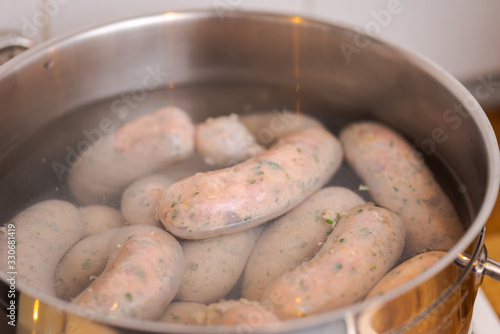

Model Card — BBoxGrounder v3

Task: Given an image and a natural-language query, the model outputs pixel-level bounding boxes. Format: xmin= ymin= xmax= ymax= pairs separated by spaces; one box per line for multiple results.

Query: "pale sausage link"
xmin=261 ymin=204 xmax=406 ymax=319
xmin=68 ymin=107 xmax=194 ymax=204
xmin=0 ymin=200 xmax=82 ymax=296
xmin=79 ymin=205 xmax=126 ymax=238
xmin=56 ymin=225 xmax=184 ymax=320
xmin=205 ymin=299 xmax=280 ymax=326
xmin=120 ymin=155 xmax=214 ymax=227
xmin=121 ymin=174 xmax=175 ymax=227
xmin=195 ymin=113 xmax=264 ymax=167
xmin=158 ymin=299 xmax=280 ymax=327
xmin=242 ymin=186 xmax=365 ymax=301
xmin=358 ymin=251 xmax=447 ymax=334
xmin=340 ymin=121 xmax=464 ymax=259
xmin=176 ymin=226 xmax=263 ymax=304
xmin=158 ymin=302 xmax=208 ymax=325
xmin=156 ymin=126 xmax=343 ymax=239
xmin=365 ymin=250 xmax=446 ymax=299
xmin=239 ymin=111 xmax=322 ymax=146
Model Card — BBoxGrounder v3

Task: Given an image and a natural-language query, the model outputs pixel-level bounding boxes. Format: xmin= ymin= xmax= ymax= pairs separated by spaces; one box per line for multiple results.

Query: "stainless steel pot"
xmin=0 ymin=10 xmax=499 ymax=334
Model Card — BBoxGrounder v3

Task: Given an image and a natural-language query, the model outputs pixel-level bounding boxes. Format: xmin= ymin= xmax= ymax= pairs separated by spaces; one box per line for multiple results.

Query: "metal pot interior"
xmin=0 ymin=10 xmax=498 ymax=333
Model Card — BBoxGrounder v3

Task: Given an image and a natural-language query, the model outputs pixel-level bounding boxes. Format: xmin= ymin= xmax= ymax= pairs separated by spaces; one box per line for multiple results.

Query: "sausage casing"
xmin=0 ymin=200 xmax=82 ymax=296
xmin=176 ymin=226 xmax=263 ymax=304
xmin=242 ymin=186 xmax=365 ymax=301
xmin=340 ymin=121 xmax=464 ymax=258
xmin=157 ymin=126 xmax=343 ymax=239
xmin=261 ymin=204 xmax=406 ymax=319
xmin=57 ymin=225 xmax=184 ymax=320
xmin=69 ymin=107 xmax=194 ymax=204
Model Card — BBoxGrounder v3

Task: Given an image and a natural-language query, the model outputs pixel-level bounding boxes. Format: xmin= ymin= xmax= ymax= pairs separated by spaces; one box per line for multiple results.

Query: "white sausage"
xmin=358 ymin=251 xmax=447 ymax=334
xmin=340 ymin=121 xmax=464 ymax=259
xmin=121 ymin=174 xmax=175 ymax=227
xmin=365 ymin=250 xmax=446 ymax=299
xmin=195 ymin=113 xmax=264 ymax=167
xmin=158 ymin=299 xmax=280 ymax=327
xmin=239 ymin=111 xmax=322 ymax=146
xmin=0 ymin=200 xmax=82 ymax=296
xmin=79 ymin=205 xmax=126 ymax=237
xmin=68 ymin=107 xmax=194 ymax=204
xmin=156 ymin=125 xmax=343 ymax=239
xmin=55 ymin=227 xmax=117 ymax=300
xmin=55 ymin=225 xmax=184 ymax=320
xmin=55 ymin=224 xmax=173 ymax=300
xmin=261 ymin=204 xmax=406 ymax=319
xmin=120 ymin=155 xmax=213 ymax=227
xmin=242 ymin=186 xmax=365 ymax=301
xmin=158 ymin=302 xmax=208 ymax=325
xmin=176 ymin=226 xmax=263 ymax=304
xmin=205 ymin=299 xmax=280 ymax=326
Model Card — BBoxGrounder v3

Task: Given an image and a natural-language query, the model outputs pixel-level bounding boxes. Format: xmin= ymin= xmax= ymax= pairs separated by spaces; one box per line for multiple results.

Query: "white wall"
xmin=1 ymin=0 xmax=500 ymax=82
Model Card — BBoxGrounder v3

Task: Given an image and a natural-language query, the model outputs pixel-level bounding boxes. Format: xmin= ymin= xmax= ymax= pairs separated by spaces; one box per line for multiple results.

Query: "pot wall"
xmin=2 ymin=0 xmax=500 ymax=83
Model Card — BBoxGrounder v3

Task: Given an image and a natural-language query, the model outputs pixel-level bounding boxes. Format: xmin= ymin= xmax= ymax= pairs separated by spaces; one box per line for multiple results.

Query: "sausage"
xmin=339 ymin=121 xmax=464 ymax=258
xmin=158 ymin=299 xmax=280 ymax=327
xmin=121 ymin=174 xmax=175 ymax=227
xmin=358 ymin=251 xmax=447 ymax=334
xmin=260 ymin=204 xmax=406 ymax=319
xmin=195 ymin=113 xmax=264 ymax=167
xmin=79 ymin=205 xmax=126 ymax=237
xmin=55 ymin=224 xmax=172 ymax=300
xmin=0 ymin=200 xmax=82 ymax=296
xmin=68 ymin=107 xmax=194 ymax=204
xmin=205 ymin=299 xmax=280 ymax=326
xmin=55 ymin=226 xmax=119 ymax=300
xmin=72 ymin=225 xmax=184 ymax=320
xmin=176 ymin=226 xmax=263 ymax=304
xmin=55 ymin=225 xmax=184 ymax=320
xmin=158 ymin=302 xmax=208 ymax=325
xmin=242 ymin=186 xmax=365 ymax=301
xmin=365 ymin=250 xmax=446 ymax=299
xmin=120 ymin=155 xmax=213 ymax=227
xmin=239 ymin=111 xmax=322 ymax=146
xmin=156 ymin=125 xmax=343 ymax=239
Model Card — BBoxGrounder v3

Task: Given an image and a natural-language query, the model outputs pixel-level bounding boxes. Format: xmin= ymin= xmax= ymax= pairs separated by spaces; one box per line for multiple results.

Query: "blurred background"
xmin=1 ymin=0 xmax=500 ymax=324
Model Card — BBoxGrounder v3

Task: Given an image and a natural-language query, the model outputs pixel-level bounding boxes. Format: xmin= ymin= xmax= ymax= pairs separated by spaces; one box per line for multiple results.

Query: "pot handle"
xmin=0 ymin=32 xmax=35 ymax=66
xmin=483 ymin=257 xmax=500 ymax=280
xmin=455 ymin=227 xmax=500 ymax=282
xmin=457 ymin=249 xmax=500 ymax=281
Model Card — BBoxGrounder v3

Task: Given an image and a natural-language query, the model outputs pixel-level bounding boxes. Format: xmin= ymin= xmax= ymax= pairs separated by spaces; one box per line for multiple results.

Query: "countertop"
xmin=482 ymin=109 xmax=500 ymax=318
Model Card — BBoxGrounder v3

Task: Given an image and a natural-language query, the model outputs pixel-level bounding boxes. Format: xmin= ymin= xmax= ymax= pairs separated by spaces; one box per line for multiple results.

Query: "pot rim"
xmin=1 ymin=9 xmax=499 ymax=332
